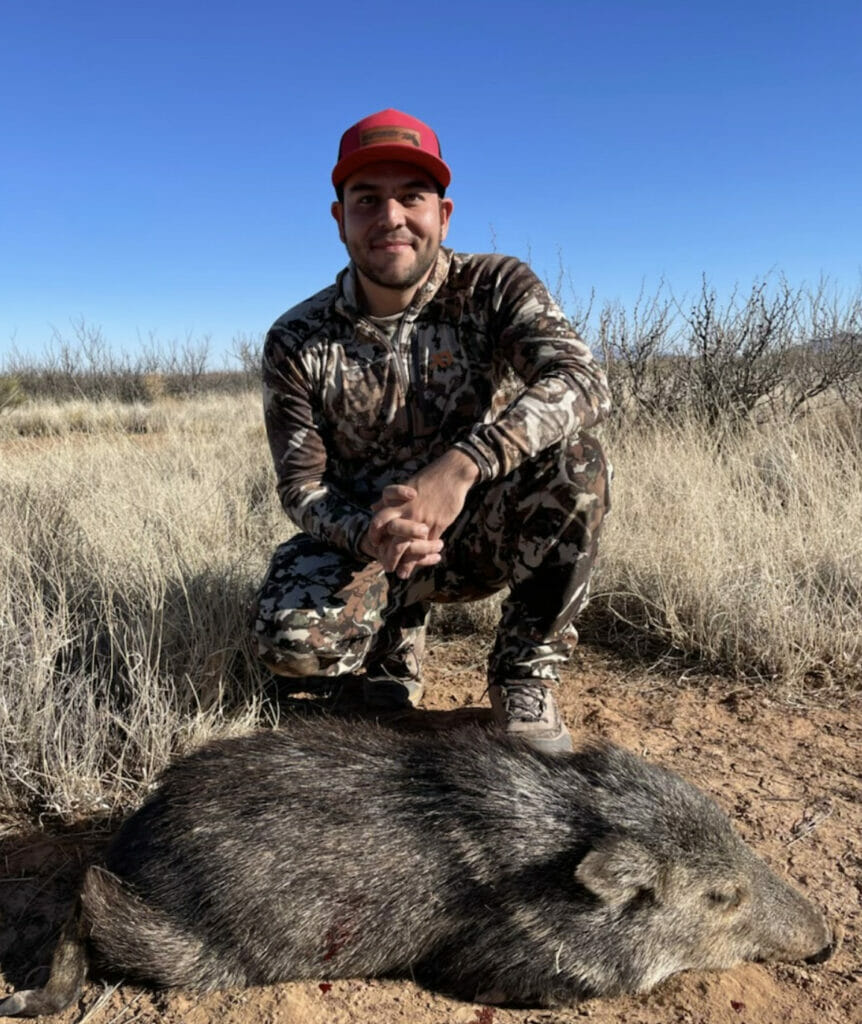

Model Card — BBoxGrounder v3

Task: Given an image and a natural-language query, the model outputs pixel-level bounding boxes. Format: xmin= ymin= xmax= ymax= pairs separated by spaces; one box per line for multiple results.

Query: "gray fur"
xmin=0 ymin=721 xmax=833 ymax=1014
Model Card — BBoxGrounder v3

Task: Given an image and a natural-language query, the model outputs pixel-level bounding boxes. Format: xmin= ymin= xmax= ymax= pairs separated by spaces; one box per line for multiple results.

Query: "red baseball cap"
xmin=332 ymin=108 xmax=451 ymax=190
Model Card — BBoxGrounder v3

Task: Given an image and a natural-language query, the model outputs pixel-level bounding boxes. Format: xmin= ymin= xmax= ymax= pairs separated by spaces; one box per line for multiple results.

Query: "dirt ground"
xmin=1 ymin=640 xmax=859 ymax=1024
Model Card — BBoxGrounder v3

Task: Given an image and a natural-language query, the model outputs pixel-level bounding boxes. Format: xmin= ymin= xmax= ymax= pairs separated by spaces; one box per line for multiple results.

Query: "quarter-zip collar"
xmin=333 ymin=247 xmax=454 ymax=325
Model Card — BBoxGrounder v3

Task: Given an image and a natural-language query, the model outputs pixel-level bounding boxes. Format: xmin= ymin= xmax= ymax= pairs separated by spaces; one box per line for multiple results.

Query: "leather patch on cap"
xmin=359 ymin=126 xmax=421 ymax=148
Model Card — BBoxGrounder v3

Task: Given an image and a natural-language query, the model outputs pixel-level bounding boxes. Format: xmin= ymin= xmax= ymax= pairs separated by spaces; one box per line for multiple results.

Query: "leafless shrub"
xmin=587 ymin=275 xmax=862 ymax=431
xmin=681 ymin=276 xmax=802 ymax=428
xmin=548 ymin=249 xmax=596 ymax=340
xmin=3 ymin=320 xmax=257 ymax=405
xmin=597 ymin=283 xmax=688 ymax=420
xmin=139 ymin=330 xmax=213 ymax=395
xmin=230 ymin=331 xmax=265 ymax=387
xmin=781 ymin=279 xmax=862 ymax=416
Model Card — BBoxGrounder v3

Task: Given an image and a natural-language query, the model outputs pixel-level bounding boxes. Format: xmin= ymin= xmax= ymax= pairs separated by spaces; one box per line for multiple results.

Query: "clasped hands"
xmin=359 ymin=450 xmax=480 ymax=580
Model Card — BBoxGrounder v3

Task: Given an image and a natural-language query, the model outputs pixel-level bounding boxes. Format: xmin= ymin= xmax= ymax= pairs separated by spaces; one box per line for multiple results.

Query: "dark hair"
xmin=335 ymin=182 xmax=446 ymax=203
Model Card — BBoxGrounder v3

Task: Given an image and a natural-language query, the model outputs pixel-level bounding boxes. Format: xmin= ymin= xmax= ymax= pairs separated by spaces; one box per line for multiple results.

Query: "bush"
xmin=2 ymin=319 xmax=263 ymax=405
xmin=0 ymin=375 xmax=25 ymax=412
xmin=594 ymin=276 xmax=862 ymax=432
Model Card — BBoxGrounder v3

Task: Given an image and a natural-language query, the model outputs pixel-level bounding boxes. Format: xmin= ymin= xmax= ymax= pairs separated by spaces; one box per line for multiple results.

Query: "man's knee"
xmin=252 ymin=600 xmax=374 ymax=677
xmin=251 ymin=534 xmax=388 ymax=677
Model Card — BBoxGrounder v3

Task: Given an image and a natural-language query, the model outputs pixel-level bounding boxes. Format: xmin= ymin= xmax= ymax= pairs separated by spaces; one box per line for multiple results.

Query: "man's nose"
xmin=378 ymin=197 xmax=406 ymax=228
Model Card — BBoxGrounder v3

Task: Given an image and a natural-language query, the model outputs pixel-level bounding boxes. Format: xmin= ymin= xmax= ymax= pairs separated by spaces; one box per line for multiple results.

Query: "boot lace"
xmin=501 ymin=682 xmax=548 ymax=723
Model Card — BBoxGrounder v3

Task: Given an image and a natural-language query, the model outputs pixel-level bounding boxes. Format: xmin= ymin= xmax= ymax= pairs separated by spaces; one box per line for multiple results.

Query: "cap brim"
xmin=332 ymin=145 xmax=451 ymax=189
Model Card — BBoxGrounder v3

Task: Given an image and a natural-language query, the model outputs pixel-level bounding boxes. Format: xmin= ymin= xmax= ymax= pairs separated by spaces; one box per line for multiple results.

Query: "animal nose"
xmin=804 ymin=941 xmax=835 ymax=965
xmin=804 ymin=918 xmax=841 ymax=964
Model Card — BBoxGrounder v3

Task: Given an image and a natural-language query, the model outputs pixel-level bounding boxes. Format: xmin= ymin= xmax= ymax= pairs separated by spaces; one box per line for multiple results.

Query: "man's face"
xmin=331 ymin=161 xmax=453 ymax=299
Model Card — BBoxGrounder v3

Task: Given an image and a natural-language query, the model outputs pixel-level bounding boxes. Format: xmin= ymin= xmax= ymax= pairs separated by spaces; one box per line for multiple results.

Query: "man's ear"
xmin=439 ymin=197 xmax=454 ymax=242
xmin=331 ymin=201 xmax=346 ymax=243
xmin=576 ymin=837 xmax=665 ymax=906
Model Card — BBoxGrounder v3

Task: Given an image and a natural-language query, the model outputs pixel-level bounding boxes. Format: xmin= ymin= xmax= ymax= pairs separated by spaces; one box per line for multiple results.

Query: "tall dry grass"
xmin=1 ymin=392 xmax=859 ymax=823
xmin=0 ymin=392 xmax=250 ymax=439
xmin=0 ymin=393 xmax=285 ymax=821
xmin=598 ymin=409 xmax=862 ymax=689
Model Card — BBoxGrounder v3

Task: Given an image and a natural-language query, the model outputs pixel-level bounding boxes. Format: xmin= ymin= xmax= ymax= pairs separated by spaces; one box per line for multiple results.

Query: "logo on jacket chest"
xmin=429 ymin=350 xmax=454 ymax=371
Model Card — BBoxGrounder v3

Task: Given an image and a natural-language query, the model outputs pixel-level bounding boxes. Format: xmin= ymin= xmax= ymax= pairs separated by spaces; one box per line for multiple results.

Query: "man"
xmin=253 ymin=108 xmax=611 ymax=753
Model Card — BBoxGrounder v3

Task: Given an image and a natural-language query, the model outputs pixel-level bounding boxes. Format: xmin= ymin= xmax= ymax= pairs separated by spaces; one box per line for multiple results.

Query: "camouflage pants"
xmin=252 ymin=434 xmax=610 ymax=686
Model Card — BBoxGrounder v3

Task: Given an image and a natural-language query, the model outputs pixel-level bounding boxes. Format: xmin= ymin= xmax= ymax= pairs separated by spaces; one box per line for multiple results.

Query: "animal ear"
xmin=576 ymin=837 xmax=664 ymax=905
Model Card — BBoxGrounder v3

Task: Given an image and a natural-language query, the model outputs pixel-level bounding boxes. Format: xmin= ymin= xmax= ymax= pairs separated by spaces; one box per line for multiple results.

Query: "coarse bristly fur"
xmin=0 ymin=720 xmax=834 ymax=1016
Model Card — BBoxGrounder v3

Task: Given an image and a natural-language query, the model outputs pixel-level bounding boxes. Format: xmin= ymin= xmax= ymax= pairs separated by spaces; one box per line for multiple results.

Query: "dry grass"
xmin=597 ymin=409 xmax=862 ymax=691
xmin=0 ymin=393 xmax=859 ymax=822
xmin=0 ymin=393 xmax=282 ymax=820
xmin=0 ymin=392 xmax=253 ymax=439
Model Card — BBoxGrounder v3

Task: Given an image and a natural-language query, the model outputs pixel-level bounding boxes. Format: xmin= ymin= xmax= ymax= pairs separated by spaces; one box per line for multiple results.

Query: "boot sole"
xmin=514 ymin=728 xmax=574 ymax=754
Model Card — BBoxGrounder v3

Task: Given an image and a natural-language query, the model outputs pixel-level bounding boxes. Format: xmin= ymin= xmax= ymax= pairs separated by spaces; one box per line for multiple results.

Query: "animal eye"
xmin=633 ymin=886 xmax=656 ymax=906
xmin=706 ymin=888 xmax=742 ymax=909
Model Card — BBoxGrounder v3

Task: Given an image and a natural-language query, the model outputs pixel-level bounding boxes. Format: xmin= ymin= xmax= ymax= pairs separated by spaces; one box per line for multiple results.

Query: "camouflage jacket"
xmin=262 ymin=248 xmax=611 ymax=559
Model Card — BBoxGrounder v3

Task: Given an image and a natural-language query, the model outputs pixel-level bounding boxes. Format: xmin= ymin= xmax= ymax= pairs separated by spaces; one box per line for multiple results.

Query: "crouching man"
xmin=252 ymin=108 xmax=611 ymax=753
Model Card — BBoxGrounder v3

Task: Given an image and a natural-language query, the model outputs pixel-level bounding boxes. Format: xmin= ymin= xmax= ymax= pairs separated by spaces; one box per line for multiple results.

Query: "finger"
xmin=381 ymin=537 xmax=442 ymax=575
xmin=383 ymin=484 xmax=418 ymax=502
xmin=396 ymin=550 xmax=443 ymax=580
xmin=384 ymin=517 xmax=429 ymax=540
xmin=372 ymin=485 xmax=417 ymax=511
xmin=368 ymin=505 xmax=410 ymax=543
xmin=379 ymin=538 xmax=410 ymax=574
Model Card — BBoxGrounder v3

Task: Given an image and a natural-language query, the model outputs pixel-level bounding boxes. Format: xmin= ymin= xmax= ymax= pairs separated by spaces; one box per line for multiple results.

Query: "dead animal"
xmin=0 ymin=720 xmax=836 ymax=1015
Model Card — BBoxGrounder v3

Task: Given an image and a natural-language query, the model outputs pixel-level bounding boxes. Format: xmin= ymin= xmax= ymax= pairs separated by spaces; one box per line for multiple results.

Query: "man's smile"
xmin=372 ymin=237 xmax=414 ymax=250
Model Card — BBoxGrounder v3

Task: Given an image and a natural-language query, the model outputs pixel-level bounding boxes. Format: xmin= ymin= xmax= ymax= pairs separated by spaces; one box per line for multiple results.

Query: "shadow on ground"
xmin=262 ymin=672 xmax=496 ymax=733
xmin=0 ymin=827 xmax=105 ymax=992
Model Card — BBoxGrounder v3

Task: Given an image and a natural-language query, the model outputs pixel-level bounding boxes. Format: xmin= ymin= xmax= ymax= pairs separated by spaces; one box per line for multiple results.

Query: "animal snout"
xmin=804 ymin=918 xmax=842 ymax=965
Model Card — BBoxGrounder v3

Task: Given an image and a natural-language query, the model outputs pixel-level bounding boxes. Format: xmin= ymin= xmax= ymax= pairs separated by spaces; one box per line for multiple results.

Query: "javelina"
xmin=0 ymin=720 xmax=834 ymax=1015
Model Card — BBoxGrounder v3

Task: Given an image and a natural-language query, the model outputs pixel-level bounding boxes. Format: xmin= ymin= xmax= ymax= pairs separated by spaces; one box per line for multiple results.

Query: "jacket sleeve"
xmin=262 ymin=326 xmax=373 ymax=559
xmin=453 ymin=259 xmax=611 ymax=481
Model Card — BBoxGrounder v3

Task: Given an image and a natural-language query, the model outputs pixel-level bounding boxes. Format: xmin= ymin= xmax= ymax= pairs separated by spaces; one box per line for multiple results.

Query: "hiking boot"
xmin=488 ymin=681 xmax=573 ymax=754
xmin=362 ymin=669 xmax=424 ymax=709
xmin=363 ymin=616 xmax=427 ymax=709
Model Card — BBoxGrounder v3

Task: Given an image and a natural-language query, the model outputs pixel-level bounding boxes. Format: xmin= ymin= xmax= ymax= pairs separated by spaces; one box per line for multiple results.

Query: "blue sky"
xmin=2 ymin=0 xmax=860 ymax=365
